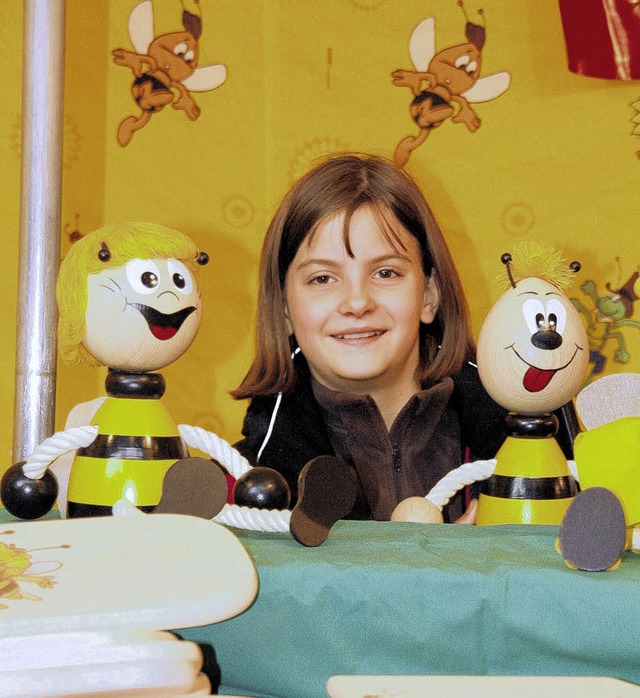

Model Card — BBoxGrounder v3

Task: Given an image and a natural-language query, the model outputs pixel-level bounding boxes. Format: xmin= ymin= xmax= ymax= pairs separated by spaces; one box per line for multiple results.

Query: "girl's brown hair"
xmin=232 ymin=153 xmax=473 ymax=399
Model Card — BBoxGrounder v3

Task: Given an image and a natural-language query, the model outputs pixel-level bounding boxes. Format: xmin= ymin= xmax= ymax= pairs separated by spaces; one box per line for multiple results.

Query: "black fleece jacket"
xmin=234 ymin=356 xmax=509 ymax=519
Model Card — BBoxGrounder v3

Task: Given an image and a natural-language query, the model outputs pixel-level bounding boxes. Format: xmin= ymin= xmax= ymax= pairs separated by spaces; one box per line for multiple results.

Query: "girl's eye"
xmin=375 ymin=269 xmax=399 ymax=279
xmin=126 ymin=259 xmax=161 ymax=295
xmin=310 ymin=275 xmax=333 ymax=285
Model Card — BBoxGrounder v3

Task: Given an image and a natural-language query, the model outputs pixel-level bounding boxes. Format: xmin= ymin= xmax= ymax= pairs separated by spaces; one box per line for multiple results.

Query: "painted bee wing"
xmin=181 ymin=63 xmax=228 ymax=92
xmin=128 ymin=0 xmax=155 ymax=55
xmin=409 ymin=17 xmax=436 ymax=72
xmin=577 ymin=372 xmax=640 ymax=430
xmin=24 ymin=562 xmax=63 ymax=575
xmin=462 ymin=71 xmax=511 ymax=103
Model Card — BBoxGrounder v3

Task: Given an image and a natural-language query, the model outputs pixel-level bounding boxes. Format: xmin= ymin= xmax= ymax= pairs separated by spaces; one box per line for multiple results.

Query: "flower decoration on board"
xmin=0 ymin=532 xmax=68 ymax=608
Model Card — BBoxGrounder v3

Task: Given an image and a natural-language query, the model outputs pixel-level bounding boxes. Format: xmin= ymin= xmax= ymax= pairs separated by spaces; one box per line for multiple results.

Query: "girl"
xmin=232 ymin=154 xmax=507 ymax=523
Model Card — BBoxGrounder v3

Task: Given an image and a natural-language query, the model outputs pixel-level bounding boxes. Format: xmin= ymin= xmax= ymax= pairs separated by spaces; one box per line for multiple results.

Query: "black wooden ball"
xmin=1 ymin=462 xmax=58 ymax=520
xmin=233 ymin=467 xmax=291 ymax=510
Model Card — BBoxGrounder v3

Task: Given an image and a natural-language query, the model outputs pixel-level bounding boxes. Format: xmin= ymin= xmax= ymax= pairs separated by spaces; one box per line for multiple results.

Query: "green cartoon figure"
xmin=571 ymin=267 xmax=640 ymax=384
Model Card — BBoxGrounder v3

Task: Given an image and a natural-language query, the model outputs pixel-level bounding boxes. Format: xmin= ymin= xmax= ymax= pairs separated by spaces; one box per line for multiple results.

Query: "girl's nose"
xmin=338 ymin=279 xmax=374 ymax=316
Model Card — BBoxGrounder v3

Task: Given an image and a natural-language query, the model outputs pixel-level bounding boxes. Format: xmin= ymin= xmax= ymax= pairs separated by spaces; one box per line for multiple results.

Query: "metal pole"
xmin=13 ymin=0 xmax=66 ymax=461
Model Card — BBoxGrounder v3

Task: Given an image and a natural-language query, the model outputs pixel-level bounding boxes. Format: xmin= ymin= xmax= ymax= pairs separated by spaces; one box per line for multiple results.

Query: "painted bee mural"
xmin=392 ymin=1 xmax=510 ymax=167
xmin=112 ymin=0 xmax=227 ymax=146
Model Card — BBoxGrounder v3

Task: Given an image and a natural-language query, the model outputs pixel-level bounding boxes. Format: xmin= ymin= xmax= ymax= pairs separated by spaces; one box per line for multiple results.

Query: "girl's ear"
xmin=421 ymin=273 xmax=440 ymax=325
xmin=284 ymin=301 xmax=294 ymax=335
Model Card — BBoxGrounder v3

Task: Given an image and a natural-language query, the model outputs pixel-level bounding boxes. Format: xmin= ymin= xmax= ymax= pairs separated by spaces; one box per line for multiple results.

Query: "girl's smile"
xmin=284 ymin=204 xmax=439 ymax=414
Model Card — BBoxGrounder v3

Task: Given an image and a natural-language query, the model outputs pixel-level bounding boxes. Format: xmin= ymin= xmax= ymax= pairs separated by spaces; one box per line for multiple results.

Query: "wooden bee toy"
xmin=1 ymin=222 xmax=234 ymax=520
xmin=475 ymin=242 xmax=589 ymax=525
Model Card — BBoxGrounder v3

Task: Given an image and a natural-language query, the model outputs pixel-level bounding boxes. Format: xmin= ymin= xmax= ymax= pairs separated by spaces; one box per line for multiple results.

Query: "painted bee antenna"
xmin=196 ymin=251 xmax=209 ymax=266
xmin=458 ymin=0 xmax=486 ymax=47
xmin=569 ymin=261 xmax=581 ymax=273
xmin=98 ymin=242 xmax=111 ymax=262
xmin=458 ymin=1 xmax=485 ymax=25
xmin=501 ymin=252 xmax=516 ymax=288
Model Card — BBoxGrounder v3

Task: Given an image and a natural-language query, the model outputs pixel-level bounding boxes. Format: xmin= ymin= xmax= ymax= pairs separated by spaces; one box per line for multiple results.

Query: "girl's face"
xmin=284 ymin=205 xmax=439 ymax=399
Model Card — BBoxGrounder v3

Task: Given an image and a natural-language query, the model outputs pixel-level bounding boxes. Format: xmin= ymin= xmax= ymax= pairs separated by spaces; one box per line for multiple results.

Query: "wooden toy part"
xmin=83 ymin=258 xmax=202 ymax=373
xmin=326 ymin=675 xmax=640 ymax=698
xmin=233 ymin=466 xmax=291 ymax=510
xmin=0 ymin=514 xmax=257 ymax=637
xmin=573 ymin=416 xmax=640 ymax=526
xmin=576 ymin=372 xmax=640 ymax=430
xmin=476 ymin=435 xmax=577 ymax=525
xmin=558 ymin=487 xmax=629 ymax=572
xmin=66 ymin=394 xmax=189 ymax=516
xmin=477 ymin=277 xmax=589 ymax=415
xmin=152 ymin=456 xmax=228 ymax=519
xmin=289 ymin=456 xmax=358 ymax=547
xmin=391 ymin=496 xmax=444 ymax=524
xmin=0 ymin=630 xmax=205 ymax=698
xmin=0 ymin=464 xmax=58 ymax=520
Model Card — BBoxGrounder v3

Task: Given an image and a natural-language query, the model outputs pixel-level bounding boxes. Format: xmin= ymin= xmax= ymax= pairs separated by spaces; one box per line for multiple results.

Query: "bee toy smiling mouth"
xmin=130 ymin=303 xmax=196 ymax=340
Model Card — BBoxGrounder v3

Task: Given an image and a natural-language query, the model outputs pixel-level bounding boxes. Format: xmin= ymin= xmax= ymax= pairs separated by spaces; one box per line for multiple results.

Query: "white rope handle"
xmin=425 ymin=459 xmax=496 ymax=510
xmin=178 ymin=424 xmax=253 ymax=479
xmin=211 ymin=458 xmax=497 ymax=533
xmin=23 ymin=425 xmax=99 ymax=479
xmin=425 ymin=458 xmax=580 ymax=511
xmin=213 ymin=503 xmax=290 ymax=532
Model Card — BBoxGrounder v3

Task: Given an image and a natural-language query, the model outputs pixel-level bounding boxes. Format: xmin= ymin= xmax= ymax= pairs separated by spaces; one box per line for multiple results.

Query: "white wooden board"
xmin=327 ymin=675 xmax=640 ymax=698
xmin=0 ymin=513 xmax=257 ymax=637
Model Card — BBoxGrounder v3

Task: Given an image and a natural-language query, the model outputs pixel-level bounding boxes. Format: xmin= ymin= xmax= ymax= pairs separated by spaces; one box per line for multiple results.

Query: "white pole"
xmin=13 ymin=0 xmax=66 ymax=461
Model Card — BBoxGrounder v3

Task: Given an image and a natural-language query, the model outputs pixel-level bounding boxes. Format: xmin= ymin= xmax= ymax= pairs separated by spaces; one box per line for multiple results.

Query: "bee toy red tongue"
xmin=523 ymin=366 xmax=557 ymax=393
xmin=151 ymin=325 xmax=177 ymax=340
xmin=475 ymin=242 xmax=589 ymax=526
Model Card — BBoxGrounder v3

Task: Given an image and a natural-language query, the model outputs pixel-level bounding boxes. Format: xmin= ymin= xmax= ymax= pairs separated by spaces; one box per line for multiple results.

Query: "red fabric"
xmin=558 ymin=0 xmax=640 ymax=80
xmin=225 ymin=473 xmax=236 ymax=503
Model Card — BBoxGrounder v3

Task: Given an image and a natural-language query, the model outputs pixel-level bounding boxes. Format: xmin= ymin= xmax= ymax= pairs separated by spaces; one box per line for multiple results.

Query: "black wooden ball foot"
xmin=1 ymin=463 xmax=58 ymax=520
xmin=233 ymin=467 xmax=291 ymax=510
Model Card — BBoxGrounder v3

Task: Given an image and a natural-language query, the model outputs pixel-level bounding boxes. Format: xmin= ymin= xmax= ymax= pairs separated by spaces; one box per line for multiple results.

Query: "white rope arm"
xmin=425 ymin=458 xmax=580 ymax=511
xmin=177 ymin=424 xmax=291 ymax=531
xmin=213 ymin=503 xmax=291 ymax=532
xmin=178 ymin=424 xmax=253 ymax=479
xmin=22 ymin=426 xmax=99 ymax=479
xmin=425 ymin=459 xmax=496 ymax=510
xmin=212 ymin=457 xmax=498 ymax=533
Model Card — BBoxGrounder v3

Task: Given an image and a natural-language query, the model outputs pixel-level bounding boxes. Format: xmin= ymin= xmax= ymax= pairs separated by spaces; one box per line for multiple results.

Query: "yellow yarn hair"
xmin=57 ymin=222 xmax=202 ymax=366
xmin=496 ymin=241 xmax=578 ymax=291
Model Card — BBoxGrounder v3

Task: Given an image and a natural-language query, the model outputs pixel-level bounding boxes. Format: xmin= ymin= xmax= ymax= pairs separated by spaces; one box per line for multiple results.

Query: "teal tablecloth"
xmin=178 ymin=521 xmax=640 ymax=698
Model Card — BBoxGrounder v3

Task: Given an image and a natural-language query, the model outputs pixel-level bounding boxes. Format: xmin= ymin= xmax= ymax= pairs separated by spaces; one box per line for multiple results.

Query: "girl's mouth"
xmin=333 ymin=330 xmax=384 ymax=340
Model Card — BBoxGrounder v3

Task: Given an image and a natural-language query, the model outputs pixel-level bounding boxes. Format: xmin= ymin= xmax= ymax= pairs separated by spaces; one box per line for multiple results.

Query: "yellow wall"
xmin=1 ymin=0 xmax=638 ymax=466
